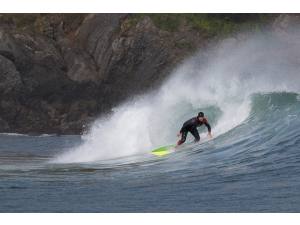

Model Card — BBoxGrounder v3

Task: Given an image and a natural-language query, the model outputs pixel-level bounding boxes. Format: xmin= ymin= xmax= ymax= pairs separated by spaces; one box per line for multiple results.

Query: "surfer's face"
xmin=198 ymin=117 xmax=204 ymax=122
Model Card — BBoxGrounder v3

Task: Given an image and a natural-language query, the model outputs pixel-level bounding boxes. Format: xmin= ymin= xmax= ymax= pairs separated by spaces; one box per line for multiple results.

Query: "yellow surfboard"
xmin=151 ymin=145 xmax=175 ymax=156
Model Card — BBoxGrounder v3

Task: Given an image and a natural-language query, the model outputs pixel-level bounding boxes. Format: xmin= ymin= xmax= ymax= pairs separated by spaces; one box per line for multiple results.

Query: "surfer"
xmin=176 ymin=112 xmax=212 ymax=146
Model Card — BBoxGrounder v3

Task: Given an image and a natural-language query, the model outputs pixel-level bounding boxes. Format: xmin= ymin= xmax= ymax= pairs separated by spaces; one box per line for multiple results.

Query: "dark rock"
xmin=0 ymin=54 xmax=22 ymax=95
xmin=0 ymin=14 xmax=285 ymax=134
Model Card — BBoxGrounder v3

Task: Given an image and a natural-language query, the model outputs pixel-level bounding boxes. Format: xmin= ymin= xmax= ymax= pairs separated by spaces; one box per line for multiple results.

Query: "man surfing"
xmin=176 ymin=112 xmax=212 ymax=146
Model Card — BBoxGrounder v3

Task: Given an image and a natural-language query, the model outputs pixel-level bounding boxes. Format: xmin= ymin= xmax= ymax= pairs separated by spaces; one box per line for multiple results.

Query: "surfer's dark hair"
xmin=198 ymin=112 xmax=204 ymax=118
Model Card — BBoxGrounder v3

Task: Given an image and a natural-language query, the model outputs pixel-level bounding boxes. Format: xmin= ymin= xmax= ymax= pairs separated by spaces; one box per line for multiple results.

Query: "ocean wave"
xmin=54 ymin=31 xmax=300 ymax=163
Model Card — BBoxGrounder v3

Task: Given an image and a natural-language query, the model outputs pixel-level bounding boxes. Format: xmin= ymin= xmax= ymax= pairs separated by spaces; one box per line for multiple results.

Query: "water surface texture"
xmin=1 ymin=32 xmax=300 ymax=212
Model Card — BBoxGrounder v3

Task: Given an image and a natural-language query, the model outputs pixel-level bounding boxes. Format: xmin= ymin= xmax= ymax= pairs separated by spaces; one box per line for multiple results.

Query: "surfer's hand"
xmin=208 ymin=133 xmax=213 ymax=139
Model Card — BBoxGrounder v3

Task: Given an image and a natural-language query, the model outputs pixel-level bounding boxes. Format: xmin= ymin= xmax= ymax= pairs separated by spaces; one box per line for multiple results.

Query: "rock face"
xmin=61 ymin=14 xmax=207 ymax=103
xmin=0 ymin=13 xmax=289 ymax=134
xmin=0 ymin=26 xmax=99 ymax=134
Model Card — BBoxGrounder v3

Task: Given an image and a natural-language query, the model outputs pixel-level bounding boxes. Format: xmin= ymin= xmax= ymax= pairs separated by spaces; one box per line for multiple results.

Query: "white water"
xmin=54 ymin=31 xmax=300 ymax=163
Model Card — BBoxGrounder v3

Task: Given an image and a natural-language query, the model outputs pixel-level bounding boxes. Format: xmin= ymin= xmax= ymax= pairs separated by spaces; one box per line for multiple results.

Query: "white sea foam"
xmin=54 ymin=31 xmax=300 ymax=163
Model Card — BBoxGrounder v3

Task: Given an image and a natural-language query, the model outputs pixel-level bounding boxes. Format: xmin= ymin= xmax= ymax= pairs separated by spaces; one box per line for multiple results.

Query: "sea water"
xmin=1 ymin=31 xmax=300 ymax=212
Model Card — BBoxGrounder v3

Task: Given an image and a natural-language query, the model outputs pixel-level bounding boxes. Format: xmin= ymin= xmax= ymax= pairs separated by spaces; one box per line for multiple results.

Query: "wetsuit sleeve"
xmin=180 ymin=126 xmax=185 ymax=133
xmin=204 ymin=119 xmax=211 ymax=133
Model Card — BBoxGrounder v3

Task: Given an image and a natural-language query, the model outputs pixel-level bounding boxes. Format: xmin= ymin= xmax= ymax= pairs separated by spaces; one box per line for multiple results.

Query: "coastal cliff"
xmin=0 ymin=13 xmax=295 ymax=134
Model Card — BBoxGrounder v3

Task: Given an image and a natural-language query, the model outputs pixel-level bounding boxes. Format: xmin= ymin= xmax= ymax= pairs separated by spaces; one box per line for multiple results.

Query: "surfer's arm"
xmin=179 ymin=126 xmax=185 ymax=134
xmin=204 ymin=119 xmax=212 ymax=138
xmin=177 ymin=128 xmax=183 ymax=137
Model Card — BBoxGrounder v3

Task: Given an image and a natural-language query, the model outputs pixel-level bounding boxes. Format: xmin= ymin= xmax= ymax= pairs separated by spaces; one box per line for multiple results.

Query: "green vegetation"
xmin=0 ymin=13 xmax=276 ymax=39
xmin=184 ymin=14 xmax=273 ymax=36
xmin=148 ymin=14 xmax=182 ymax=32
xmin=125 ymin=14 xmax=182 ymax=32
xmin=127 ymin=13 xmax=275 ymax=37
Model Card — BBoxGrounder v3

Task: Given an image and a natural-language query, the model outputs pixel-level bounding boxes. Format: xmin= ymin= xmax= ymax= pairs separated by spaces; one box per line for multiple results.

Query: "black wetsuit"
xmin=177 ymin=117 xmax=211 ymax=145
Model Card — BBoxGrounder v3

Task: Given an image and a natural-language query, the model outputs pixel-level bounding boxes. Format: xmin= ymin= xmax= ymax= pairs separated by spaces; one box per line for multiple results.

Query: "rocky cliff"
xmin=0 ymin=13 xmax=293 ymax=134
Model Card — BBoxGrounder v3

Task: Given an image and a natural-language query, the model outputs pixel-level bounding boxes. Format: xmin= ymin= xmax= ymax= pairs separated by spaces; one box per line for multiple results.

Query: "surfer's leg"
xmin=177 ymin=130 xmax=187 ymax=146
xmin=190 ymin=128 xmax=200 ymax=142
